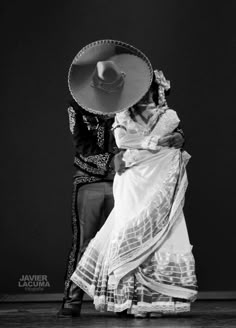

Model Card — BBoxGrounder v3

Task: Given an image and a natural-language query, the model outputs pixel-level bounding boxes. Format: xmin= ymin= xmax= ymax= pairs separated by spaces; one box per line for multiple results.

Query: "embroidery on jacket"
xmin=74 ymin=156 xmax=110 ymax=176
xmin=97 ymin=126 xmax=105 ymax=149
xmin=80 ymin=153 xmax=110 ymax=170
xmin=82 ymin=115 xmax=99 ymax=130
xmin=68 ymin=107 xmax=76 ymax=134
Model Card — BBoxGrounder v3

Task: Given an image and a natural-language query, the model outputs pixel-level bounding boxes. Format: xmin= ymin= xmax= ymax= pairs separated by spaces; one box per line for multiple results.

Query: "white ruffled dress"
xmin=71 ymin=106 xmax=197 ymax=315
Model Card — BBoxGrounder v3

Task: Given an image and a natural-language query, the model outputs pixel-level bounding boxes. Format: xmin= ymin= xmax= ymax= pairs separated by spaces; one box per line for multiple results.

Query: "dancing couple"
xmin=60 ymin=40 xmax=197 ymax=318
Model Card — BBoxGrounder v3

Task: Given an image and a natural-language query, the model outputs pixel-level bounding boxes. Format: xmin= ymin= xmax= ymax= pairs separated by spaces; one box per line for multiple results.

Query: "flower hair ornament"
xmin=154 ymin=70 xmax=170 ymax=107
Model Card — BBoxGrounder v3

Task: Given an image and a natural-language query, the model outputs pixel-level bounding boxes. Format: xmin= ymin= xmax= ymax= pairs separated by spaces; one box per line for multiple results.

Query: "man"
xmin=58 ymin=40 xmax=184 ymax=317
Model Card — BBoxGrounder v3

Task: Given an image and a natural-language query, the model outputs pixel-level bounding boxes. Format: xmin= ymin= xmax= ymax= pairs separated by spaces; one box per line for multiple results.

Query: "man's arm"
xmin=158 ymin=124 xmax=185 ymax=148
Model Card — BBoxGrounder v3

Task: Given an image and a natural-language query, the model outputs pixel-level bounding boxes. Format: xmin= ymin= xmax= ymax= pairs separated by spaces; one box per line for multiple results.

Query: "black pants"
xmin=64 ymin=181 xmax=114 ymax=309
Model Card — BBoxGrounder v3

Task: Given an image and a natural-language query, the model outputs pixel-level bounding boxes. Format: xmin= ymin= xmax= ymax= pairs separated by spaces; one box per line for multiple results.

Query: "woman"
xmin=71 ymin=70 xmax=197 ymax=317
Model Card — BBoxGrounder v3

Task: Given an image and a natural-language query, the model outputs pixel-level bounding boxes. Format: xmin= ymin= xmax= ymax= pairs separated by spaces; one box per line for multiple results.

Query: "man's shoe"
xmin=57 ymin=306 xmax=81 ymax=317
xmin=116 ymin=310 xmax=132 ymax=318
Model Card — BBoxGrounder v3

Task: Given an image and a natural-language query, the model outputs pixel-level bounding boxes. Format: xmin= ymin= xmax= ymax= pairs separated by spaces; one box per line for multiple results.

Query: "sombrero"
xmin=68 ymin=40 xmax=153 ymax=115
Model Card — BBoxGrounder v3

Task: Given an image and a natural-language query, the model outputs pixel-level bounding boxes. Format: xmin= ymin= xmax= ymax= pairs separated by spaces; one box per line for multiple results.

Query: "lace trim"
xmin=136 ymin=269 xmax=197 ymax=301
xmin=68 ymin=106 xmax=76 ymax=134
xmin=71 ymin=274 xmax=192 ymax=314
xmin=113 ymin=301 xmax=190 ymax=314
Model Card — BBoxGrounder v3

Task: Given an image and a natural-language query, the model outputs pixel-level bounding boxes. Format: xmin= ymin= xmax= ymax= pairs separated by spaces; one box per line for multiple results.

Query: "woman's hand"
xmin=158 ymin=132 xmax=184 ymax=148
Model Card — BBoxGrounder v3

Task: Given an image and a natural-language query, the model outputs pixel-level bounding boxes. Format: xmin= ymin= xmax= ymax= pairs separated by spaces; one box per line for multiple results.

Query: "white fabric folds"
xmin=71 ymin=106 xmax=197 ymax=314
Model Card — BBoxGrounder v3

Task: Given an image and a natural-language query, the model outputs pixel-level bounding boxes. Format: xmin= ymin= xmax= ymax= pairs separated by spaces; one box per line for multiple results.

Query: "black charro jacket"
xmin=67 ymin=100 xmax=118 ymax=178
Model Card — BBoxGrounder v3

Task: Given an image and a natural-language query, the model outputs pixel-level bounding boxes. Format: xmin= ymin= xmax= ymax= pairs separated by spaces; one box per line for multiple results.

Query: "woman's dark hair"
xmin=150 ymin=77 xmax=159 ymax=105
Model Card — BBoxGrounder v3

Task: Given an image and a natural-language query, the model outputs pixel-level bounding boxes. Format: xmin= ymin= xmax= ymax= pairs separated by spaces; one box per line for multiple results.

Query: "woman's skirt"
xmin=71 ymin=148 xmax=197 ymax=314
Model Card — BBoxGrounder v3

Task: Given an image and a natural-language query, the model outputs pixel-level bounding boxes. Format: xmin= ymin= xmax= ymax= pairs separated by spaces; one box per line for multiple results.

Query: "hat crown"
xmin=92 ymin=60 xmax=125 ymax=93
xmin=97 ymin=61 xmax=122 ymax=83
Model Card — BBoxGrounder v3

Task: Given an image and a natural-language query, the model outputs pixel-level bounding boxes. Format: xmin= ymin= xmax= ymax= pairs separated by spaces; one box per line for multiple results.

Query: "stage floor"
xmin=0 ymin=301 xmax=236 ymax=328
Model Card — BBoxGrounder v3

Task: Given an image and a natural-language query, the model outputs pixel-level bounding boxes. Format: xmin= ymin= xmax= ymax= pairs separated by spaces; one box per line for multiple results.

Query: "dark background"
xmin=0 ymin=0 xmax=235 ymax=294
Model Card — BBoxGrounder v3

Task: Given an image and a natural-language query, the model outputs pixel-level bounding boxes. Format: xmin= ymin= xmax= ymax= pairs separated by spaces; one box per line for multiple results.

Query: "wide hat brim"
xmin=68 ymin=40 xmax=153 ymax=115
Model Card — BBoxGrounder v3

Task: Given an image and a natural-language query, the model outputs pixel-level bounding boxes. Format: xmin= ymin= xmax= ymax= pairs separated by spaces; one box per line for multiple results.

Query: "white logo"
xmin=18 ymin=275 xmax=51 ymax=292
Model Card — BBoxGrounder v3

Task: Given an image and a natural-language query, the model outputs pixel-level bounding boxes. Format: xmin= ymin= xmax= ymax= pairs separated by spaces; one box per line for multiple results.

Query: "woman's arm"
xmin=113 ymin=125 xmax=160 ymax=151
